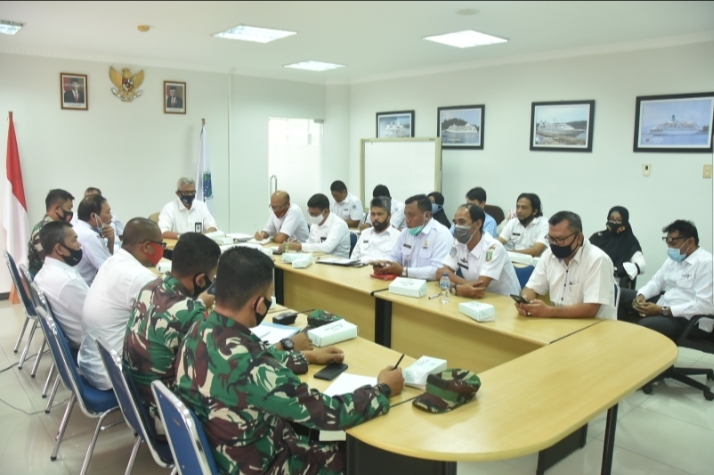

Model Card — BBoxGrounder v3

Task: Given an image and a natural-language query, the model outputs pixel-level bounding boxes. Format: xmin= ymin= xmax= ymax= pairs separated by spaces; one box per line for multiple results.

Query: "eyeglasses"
xmin=545 ymin=231 xmax=578 ymax=246
xmin=662 ymin=236 xmax=688 ymax=245
xmin=268 ymin=203 xmax=288 ymax=211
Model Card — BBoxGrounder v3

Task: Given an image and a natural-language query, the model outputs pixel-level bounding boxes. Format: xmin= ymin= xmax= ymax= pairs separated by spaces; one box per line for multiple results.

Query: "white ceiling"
xmin=1 ymin=1 xmax=713 ymax=84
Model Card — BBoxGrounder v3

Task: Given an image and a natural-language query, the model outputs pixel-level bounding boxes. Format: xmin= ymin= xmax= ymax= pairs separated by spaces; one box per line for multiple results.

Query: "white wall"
xmin=348 ymin=42 xmax=714 ymax=284
xmin=323 ymin=85 xmax=351 ymax=192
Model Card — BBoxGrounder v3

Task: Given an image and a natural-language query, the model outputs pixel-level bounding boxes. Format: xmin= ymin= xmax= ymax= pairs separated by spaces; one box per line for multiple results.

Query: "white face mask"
xmin=310 ymin=213 xmax=324 ymax=225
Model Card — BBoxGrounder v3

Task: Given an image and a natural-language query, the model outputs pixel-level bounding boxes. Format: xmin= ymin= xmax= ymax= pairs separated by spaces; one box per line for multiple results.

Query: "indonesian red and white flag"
xmin=3 ymin=112 xmax=29 ymax=272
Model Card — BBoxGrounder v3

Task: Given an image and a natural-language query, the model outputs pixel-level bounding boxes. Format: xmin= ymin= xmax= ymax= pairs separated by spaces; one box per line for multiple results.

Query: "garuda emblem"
xmin=109 ymin=67 xmax=144 ymax=102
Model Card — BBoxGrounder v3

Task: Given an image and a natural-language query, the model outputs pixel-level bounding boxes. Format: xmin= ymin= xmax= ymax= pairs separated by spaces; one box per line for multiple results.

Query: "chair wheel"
xmin=642 ymin=384 xmax=653 ymax=395
xmin=705 ymin=391 xmax=714 ymax=401
xmin=50 ymin=456 xmax=57 ymax=461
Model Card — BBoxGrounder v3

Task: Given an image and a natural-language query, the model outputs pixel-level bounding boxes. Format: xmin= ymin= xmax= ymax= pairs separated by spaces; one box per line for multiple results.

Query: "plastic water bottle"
xmin=439 ymin=273 xmax=450 ymax=304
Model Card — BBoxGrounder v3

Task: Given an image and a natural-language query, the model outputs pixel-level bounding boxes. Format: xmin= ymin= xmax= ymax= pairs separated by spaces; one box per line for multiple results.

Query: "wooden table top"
xmin=377 ymin=281 xmax=601 ymax=346
xmin=346 ymin=320 xmax=677 ymax=462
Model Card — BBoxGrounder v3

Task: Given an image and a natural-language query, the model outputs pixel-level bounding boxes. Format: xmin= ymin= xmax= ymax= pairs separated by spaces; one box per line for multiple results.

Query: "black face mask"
xmin=550 ymin=243 xmax=575 ymax=259
xmin=59 ymin=243 xmax=83 ymax=266
xmin=372 ymin=219 xmax=390 ymax=233
xmin=606 ymin=221 xmax=623 ymax=234
xmin=254 ymin=296 xmax=272 ymax=326
xmin=178 ymin=193 xmax=196 ymax=206
xmin=57 ymin=208 xmax=73 ymax=223
xmin=192 ymin=274 xmax=211 ymax=299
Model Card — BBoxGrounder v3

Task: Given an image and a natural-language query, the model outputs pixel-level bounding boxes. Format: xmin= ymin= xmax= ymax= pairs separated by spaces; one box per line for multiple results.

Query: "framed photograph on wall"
xmin=633 ymin=92 xmax=714 ymax=153
xmin=164 ymin=81 xmax=186 ymax=114
xmin=437 ymin=105 xmax=484 ymax=149
xmin=60 ymin=73 xmax=88 ymax=111
xmin=530 ymin=100 xmax=595 ymax=152
xmin=376 ymin=110 xmax=414 ymax=138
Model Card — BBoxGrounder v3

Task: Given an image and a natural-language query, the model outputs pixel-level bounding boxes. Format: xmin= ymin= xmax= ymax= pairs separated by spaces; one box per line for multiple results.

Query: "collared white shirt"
xmin=262 ymin=203 xmax=310 ymax=243
xmin=302 ymin=212 xmax=351 ymax=258
xmin=34 ymin=257 xmax=88 ymax=348
xmin=78 ymin=249 xmax=156 ymax=390
xmin=526 ymin=240 xmax=616 ymax=319
xmin=352 ymin=225 xmax=401 ymax=263
xmin=366 ymin=199 xmax=406 ymax=230
xmin=330 ymin=193 xmax=363 ymax=222
xmin=158 ymin=197 xmax=217 ymax=234
xmin=74 ymin=219 xmax=112 ymax=286
xmin=444 ymin=233 xmax=521 ymax=297
xmin=499 ymin=217 xmax=549 ymax=252
xmin=638 ymin=247 xmax=714 ymax=332
xmin=389 ymin=218 xmax=453 ymax=280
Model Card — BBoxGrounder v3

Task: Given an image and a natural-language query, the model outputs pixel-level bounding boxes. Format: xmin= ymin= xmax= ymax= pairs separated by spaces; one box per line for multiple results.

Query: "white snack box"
xmin=508 ymin=252 xmax=533 ymax=266
xmin=403 ymin=356 xmax=448 ymax=390
xmin=291 ymin=254 xmax=314 ymax=269
xmin=156 ymin=261 xmax=172 ymax=273
xmin=282 ymin=252 xmax=310 ymax=264
xmin=388 ymin=277 xmax=427 ymax=298
xmin=458 ymin=301 xmax=496 ymax=322
xmin=307 ymin=320 xmax=358 ymax=347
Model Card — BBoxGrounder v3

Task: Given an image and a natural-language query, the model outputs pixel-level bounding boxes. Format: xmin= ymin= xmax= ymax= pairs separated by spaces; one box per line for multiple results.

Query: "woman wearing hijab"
xmin=427 ymin=191 xmax=451 ymax=228
xmin=589 ymin=206 xmax=646 ymax=289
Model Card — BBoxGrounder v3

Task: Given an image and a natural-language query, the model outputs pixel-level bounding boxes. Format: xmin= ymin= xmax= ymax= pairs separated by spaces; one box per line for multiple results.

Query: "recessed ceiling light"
xmin=424 ymin=30 xmax=507 ymax=48
xmin=456 ymin=8 xmax=479 ymax=16
xmin=284 ymin=61 xmax=345 ymax=72
xmin=213 ymin=24 xmax=296 ymax=43
xmin=0 ymin=20 xmax=23 ymax=35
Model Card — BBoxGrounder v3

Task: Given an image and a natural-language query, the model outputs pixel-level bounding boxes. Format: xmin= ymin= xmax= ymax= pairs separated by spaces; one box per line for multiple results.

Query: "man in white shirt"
xmin=34 ymin=221 xmax=87 ymax=348
xmin=372 ymin=194 xmax=453 ymax=281
xmin=278 ymin=193 xmax=351 ymax=258
xmin=329 ymin=180 xmax=363 ymax=228
xmin=438 ymin=204 xmax=520 ymax=298
xmin=254 ymin=190 xmax=309 ymax=244
xmin=74 ymin=194 xmax=115 ymax=285
xmin=516 ymin=211 xmax=616 ymax=319
xmin=498 ymin=193 xmax=549 ymax=257
xmin=352 ymin=197 xmax=401 ymax=263
xmin=79 ymin=218 xmax=164 ymax=390
xmin=71 ymin=187 xmax=125 ymax=237
xmin=359 ymin=184 xmax=406 ymax=231
xmin=159 ymin=177 xmax=218 ymax=239
xmin=465 ymin=187 xmax=498 ymax=238
xmin=624 ymin=220 xmax=714 ymax=340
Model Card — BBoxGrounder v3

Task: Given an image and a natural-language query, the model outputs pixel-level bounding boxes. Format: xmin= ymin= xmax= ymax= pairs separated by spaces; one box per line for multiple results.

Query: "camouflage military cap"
xmin=412 ymin=368 xmax=481 ymax=414
xmin=307 ymin=309 xmax=343 ymax=328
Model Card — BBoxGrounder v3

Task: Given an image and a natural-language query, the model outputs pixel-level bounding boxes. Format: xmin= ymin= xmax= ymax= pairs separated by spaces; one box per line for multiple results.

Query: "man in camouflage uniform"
xmin=174 ymin=247 xmax=405 ymax=475
xmin=28 ymin=189 xmax=75 ymax=276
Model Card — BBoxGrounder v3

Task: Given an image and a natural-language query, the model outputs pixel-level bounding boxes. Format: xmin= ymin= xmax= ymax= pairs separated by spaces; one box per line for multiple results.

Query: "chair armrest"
xmin=677 ymin=315 xmax=714 ymax=346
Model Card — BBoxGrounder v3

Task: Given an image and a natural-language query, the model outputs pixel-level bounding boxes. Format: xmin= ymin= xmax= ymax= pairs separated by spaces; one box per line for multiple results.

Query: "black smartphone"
xmin=207 ymin=280 xmax=217 ymax=295
xmin=314 ymin=363 xmax=348 ymax=381
xmin=273 ymin=312 xmax=298 ymax=325
xmin=272 ymin=249 xmax=284 ymax=256
xmin=510 ymin=294 xmax=529 ymax=304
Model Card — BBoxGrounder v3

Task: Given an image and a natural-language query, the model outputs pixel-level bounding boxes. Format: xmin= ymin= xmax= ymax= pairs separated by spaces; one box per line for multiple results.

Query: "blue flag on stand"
xmin=196 ymin=121 xmax=213 ymax=212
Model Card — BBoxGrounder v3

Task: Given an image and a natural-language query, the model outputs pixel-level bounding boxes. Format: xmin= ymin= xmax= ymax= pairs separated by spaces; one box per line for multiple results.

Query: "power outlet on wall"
xmin=703 ymin=164 xmax=712 ymax=179
xmin=642 ymin=164 xmax=651 ymax=177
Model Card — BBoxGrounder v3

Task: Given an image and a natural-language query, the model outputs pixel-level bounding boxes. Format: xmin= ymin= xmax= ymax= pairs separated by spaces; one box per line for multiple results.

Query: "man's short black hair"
xmin=370 ymin=197 xmax=391 ymax=213
xmin=548 ymin=211 xmax=582 ymax=234
xmin=330 ymin=180 xmax=347 ymax=193
xmin=39 ymin=221 xmax=72 ymax=255
xmin=663 ymin=219 xmax=699 ymax=245
xmin=405 ymin=194 xmax=432 ymax=213
xmin=45 ymin=189 xmax=74 ymax=212
xmin=172 ymin=233 xmax=221 ymax=278
xmin=85 ymin=187 xmax=102 ymax=195
xmin=77 ymin=195 xmax=107 ymax=222
xmin=427 ymin=191 xmax=444 ymax=205
xmin=466 ymin=187 xmax=487 ymax=203
xmin=459 ymin=203 xmax=485 ymax=231
xmin=373 ymin=185 xmax=391 ymax=198
xmin=517 ymin=193 xmax=543 ymax=217
xmin=307 ymin=193 xmax=330 ymax=211
xmin=215 ymin=247 xmax=274 ymax=310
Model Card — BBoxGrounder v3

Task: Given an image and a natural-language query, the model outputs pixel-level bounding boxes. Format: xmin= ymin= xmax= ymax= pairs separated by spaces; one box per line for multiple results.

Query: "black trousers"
xmin=617 ymin=288 xmax=657 ymax=321
xmin=639 ymin=316 xmax=713 ymax=343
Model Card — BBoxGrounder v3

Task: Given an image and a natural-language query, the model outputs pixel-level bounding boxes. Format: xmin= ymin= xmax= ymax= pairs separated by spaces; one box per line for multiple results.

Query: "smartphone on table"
xmin=510 ymin=294 xmax=529 ymax=304
xmin=314 ymin=363 xmax=349 ymax=381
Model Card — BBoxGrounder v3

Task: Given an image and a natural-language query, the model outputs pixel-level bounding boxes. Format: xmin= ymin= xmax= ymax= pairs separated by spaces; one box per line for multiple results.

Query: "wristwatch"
xmin=280 ymin=338 xmax=295 ymax=351
xmin=661 ymin=306 xmax=670 ymax=317
xmin=375 ymin=382 xmax=392 ymax=398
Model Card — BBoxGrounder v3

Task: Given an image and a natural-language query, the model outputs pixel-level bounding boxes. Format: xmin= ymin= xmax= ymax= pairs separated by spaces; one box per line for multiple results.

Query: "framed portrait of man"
xmin=164 ymin=81 xmax=186 ymax=114
xmin=60 ymin=73 xmax=88 ymax=110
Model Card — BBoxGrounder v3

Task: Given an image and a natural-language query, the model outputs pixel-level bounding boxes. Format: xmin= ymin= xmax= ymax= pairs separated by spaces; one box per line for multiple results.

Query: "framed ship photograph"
xmin=437 ymin=105 xmax=484 ymax=149
xmin=633 ymin=92 xmax=714 ymax=153
xmin=164 ymin=81 xmax=186 ymax=114
xmin=60 ymin=73 xmax=88 ymax=111
xmin=376 ymin=110 xmax=414 ymax=138
xmin=530 ymin=100 xmax=595 ymax=152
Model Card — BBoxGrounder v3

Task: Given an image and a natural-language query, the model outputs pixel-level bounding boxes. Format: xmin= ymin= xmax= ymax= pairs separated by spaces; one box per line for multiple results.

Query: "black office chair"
xmin=642 ymin=315 xmax=714 ymax=401
xmin=349 ymin=233 xmax=358 ymax=257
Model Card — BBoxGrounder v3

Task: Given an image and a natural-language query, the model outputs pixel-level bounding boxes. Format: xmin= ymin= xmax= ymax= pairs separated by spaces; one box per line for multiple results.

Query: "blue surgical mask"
xmin=431 ymin=203 xmax=442 ymax=214
xmin=667 ymin=242 xmax=689 ymax=262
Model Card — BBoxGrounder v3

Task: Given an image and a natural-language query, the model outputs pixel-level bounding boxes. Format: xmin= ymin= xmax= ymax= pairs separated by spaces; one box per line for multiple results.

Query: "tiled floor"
xmin=0 ymin=300 xmax=712 ymax=475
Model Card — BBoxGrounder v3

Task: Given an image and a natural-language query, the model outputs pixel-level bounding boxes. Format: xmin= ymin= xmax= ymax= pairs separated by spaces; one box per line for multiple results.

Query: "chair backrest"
xmin=96 ymin=338 xmax=171 ymax=465
xmin=35 ymin=304 xmax=77 ymax=392
xmin=148 ymin=212 xmax=160 ymax=224
xmin=4 ymin=252 xmax=35 ymax=317
xmin=20 ymin=264 xmax=42 ymax=310
xmin=152 ymin=381 xmax=218 ymax=475
xmin=349 ymin=233 xmax=358 ymax=257
xmin=484 ymin=205 xmax=505 ymax=225
xmin=514 ymin=265 xmax=535 ymax=289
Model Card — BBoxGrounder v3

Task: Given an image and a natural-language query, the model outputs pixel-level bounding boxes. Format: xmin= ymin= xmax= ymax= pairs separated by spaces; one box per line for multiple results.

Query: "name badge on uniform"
xmin=512 ymin=232 xmax=521 ymax=237
xmin=403 ymin=243 xmax=412 ymax=249
xmin=363 ymin=240 xmax=369 ymax=244
xmin=423 ymin=240 xmax=429 ymax=249
xmin=195 ymin=222 xmax=203 ymax=233
xmin=458 ymin=263 xmax=469 ymax=270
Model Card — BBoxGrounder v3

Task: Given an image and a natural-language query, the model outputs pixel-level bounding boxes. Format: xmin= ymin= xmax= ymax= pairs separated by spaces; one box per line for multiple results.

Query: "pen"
xmin=394 ymin=353 xmax=404 ymax=369
xmin=428 ymin=294 xmax=440 ymax=299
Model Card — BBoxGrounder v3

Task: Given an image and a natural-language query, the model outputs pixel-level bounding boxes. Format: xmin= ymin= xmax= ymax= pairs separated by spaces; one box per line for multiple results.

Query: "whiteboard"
xmin=361 ymin=138 xmax=442 ymax=205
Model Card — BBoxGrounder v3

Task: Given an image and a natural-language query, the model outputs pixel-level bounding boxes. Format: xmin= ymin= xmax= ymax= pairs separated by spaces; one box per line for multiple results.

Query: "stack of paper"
xmin=320 ymin=374 xmax=377 ymax=442
xmin=252 ymin=322 xmax=299 ymax=345
xmin=317 ymin=257 xmax=360 ymax=266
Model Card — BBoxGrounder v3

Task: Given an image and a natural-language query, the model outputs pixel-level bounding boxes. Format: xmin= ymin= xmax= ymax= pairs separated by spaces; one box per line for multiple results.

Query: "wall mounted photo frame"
xmin=60 ymin=73 xmax=88 ymax=111
xmin=633 ymin=92 xmax=714 ymax=153
xmin=164 ymin=81 xmax=186 ymax=114
xmin=376 ymin=110 xmax=414 ymax=138
xmin=530 ymin=100 xmax=595 ymax=152
xmin=437 ymin=105 xmax=484 ymax=149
